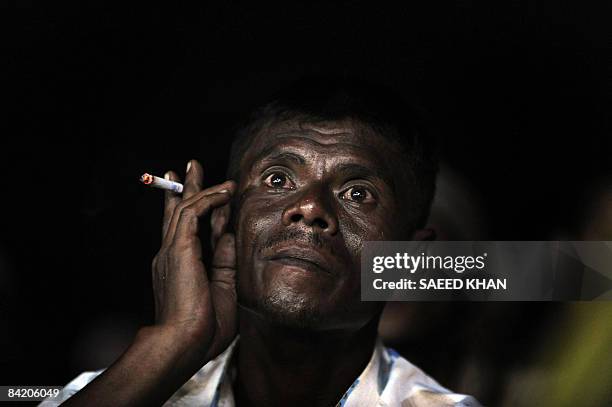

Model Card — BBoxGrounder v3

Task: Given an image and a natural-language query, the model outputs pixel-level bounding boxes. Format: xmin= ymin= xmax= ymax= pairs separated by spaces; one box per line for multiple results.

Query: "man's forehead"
xmin=247 ymin=119 xmax=391 ymax=160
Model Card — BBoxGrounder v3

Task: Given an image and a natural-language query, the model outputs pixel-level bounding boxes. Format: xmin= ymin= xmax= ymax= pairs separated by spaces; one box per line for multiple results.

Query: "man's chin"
xmin=243 ymin=290 xmax=329 ymax=330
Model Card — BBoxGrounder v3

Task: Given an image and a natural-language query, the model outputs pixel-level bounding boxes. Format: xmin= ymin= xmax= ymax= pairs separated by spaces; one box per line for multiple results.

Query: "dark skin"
xmin=63 ymin=119 xmax=429 ymax=407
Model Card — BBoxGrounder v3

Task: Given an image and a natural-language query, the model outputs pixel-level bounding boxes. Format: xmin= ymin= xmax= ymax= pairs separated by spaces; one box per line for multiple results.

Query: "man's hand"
xmin=62 ymin=160 xmax=238 ymax=407
xmin=152 ymin=159 xmax=238 ymax=361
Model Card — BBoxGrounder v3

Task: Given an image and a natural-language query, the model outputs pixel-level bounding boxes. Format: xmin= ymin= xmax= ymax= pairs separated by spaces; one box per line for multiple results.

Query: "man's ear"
xmin=411 ymin=227 xmax=437 ymax=241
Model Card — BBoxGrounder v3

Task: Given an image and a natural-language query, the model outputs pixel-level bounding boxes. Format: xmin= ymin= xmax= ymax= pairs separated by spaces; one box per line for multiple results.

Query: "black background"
xmin=2 ymin=2 xmax=611 ymax=405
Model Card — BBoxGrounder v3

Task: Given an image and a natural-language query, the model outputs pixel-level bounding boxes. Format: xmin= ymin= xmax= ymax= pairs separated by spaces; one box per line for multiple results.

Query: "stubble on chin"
xmin=254 ymin=288 xmax=326 ymax=330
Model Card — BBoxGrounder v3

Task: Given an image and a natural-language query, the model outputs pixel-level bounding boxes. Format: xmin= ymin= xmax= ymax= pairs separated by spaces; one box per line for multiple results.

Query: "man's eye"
xmin=341 ymin=186 xmax=375 ymax=203
xmin=263 ymin=172 xmax=294 ymax=189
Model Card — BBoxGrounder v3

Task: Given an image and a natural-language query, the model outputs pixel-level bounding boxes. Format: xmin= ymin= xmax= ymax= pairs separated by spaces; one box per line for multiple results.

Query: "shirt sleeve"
xmin=38 ymin=370 xmax=105 ymax=406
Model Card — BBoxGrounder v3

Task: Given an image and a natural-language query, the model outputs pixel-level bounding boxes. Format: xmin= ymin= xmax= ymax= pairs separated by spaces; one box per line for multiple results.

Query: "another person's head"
xmin=226 ymin=76 xmax=438 ymax=332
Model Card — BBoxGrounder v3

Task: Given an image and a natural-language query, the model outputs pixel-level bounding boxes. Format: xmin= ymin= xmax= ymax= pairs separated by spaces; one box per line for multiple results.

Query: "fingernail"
xmin=164 ymin=172 xmax=170 ymax=180
xmin=220 ymin=189 xmax=229 ymax=193
xmin=186 ymin=161 xmax=192 ymax=172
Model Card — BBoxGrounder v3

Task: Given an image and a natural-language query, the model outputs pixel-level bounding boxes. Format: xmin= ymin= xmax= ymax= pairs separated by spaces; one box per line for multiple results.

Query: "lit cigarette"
xmin=140 ymin=173 xmax=184 ymax=193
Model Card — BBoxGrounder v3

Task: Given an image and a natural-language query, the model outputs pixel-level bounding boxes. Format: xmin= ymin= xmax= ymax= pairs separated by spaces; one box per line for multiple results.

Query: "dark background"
xmin=2 ymin=2 xmax=611 ymax=406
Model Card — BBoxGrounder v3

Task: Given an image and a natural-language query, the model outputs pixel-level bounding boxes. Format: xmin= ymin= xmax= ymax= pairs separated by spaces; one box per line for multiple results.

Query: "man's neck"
xmin=232 ymin=309 xmax=379 ymax=407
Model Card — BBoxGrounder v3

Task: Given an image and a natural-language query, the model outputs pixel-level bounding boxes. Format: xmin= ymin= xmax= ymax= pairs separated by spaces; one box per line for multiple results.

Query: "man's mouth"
xmin=264 ymin=245 xmax=335 ymax=274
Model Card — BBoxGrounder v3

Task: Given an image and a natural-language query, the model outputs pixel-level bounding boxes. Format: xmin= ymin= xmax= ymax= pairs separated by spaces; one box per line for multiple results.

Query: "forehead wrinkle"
xmin=252 ymin=136 xmax=376 ymax=167
xmin=247 ymin=130 xmax=366 ymax=167
xmin=273 ymin=130 xmax=364 ymax=147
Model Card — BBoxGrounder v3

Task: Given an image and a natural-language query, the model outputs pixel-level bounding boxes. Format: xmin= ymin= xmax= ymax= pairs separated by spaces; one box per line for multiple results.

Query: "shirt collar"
xmin=170 ymin=336 xmax=390 ymax=407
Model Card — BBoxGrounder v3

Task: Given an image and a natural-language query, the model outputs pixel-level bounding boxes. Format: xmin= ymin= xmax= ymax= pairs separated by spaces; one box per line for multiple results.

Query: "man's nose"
xmin=281 ymin=184 xmax=339 ymax=235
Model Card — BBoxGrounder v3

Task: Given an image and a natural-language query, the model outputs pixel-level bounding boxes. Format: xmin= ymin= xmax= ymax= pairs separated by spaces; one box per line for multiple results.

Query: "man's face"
xmin=232 ymin=119 xmax=409 ymax=330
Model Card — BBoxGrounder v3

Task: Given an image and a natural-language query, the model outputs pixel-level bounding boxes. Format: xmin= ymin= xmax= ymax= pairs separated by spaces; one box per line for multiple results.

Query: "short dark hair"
xmin=227 ymin=75 xmax=438 ymax=230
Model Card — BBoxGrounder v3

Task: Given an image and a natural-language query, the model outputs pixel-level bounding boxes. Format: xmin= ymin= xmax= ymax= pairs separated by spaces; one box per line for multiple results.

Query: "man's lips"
xmin=263 ymin=245 xmax=336 ymax=274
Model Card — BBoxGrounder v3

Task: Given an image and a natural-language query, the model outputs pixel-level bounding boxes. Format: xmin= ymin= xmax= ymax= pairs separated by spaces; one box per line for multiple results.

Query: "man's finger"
xmin=211 ymin=233 xmax=237 ymax=286
xmin=162 ymin=181 xmax=237 ymax=247
xmin=183 ymin=159 xmax=204 ymax=199
xmin=210 ymin=203 xmax=231 ymax=251
xmin=172 ymin=192 xmax=233 ymax=244
xmin=162 ymin=171 xmax=181 ymax=239
xmin=210 ymin=233 xmax=237 ymax=347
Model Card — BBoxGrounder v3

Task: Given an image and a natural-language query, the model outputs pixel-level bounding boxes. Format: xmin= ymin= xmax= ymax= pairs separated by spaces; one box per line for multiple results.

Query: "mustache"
xmin=260 ymin=229 xmax=330 ymax=252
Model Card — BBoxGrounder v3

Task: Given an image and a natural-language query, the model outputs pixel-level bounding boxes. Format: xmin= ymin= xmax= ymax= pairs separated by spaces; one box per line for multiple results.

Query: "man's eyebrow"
xmin=253 ymin=146 xmax=306 ymax=166
xmin=336 ymin=163 xmax=395 ymax=190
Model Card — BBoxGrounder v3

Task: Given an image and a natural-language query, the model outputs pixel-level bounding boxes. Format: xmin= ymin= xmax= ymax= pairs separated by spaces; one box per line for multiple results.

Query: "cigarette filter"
xmin=140 ymin=173 xmax=184 ymax=193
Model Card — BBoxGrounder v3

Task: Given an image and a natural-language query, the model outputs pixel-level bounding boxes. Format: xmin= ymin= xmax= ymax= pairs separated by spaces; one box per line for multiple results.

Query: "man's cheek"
xmin=338 ymin=216 xmax=371 ymax=265
xmin=236 ymin=198 xmax=280 ymax=252
xmin=340 ymin=212 xmax=390 ymax=249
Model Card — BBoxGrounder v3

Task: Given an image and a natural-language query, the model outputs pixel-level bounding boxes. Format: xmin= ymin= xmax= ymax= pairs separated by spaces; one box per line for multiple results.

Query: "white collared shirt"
xmin=40 ymin=337 xmax=480 ymax=406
